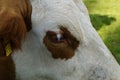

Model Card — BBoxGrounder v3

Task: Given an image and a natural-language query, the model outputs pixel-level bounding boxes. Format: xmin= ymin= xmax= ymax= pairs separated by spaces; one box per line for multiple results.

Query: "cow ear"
xmin=8 ymin=16 xmax=27 ymax=50
xmin=24 ymin=0 xmax=32 ymax=32
xmin=0 ymin=13 xmax=27 ymax=50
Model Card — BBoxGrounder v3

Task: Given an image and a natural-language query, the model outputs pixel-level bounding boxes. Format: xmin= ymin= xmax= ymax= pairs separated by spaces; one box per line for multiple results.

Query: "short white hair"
xmin=12 ymin=0 xmax=120 ymax=80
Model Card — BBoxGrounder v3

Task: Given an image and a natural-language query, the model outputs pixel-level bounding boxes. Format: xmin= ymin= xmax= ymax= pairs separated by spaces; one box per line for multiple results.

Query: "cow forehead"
xmin=31 ymin=0 xmax=85 ymax=41
xmin=31 ymin=0 xmax=81 ymax=17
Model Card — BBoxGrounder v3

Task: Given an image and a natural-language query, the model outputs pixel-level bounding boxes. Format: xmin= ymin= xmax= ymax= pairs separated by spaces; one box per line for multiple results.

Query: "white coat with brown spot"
xmin=12 ymin=0 xmax=120 ymax=80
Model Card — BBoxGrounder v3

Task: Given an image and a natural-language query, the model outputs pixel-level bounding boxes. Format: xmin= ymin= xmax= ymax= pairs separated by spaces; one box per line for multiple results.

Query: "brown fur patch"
xmin=44 ymin=27 xmax=80 ymax=60
xmin=0 ymin=56 xmax=15 ymax=80
xmin=0 ymin=0 xmax=32 ymax=54
xmin=0 ymin=0 xmax=32 ymax=80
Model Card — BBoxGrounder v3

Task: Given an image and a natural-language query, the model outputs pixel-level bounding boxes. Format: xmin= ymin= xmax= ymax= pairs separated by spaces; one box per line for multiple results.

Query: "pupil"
xmin=47 ymin=31 xmax=66 ymax=43
xmin=59 ymin=36 xmax=64 ymax=41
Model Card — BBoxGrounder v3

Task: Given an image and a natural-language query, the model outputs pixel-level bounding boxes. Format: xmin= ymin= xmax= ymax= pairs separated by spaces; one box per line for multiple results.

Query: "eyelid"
xmin=45 ymin=31 xmax=67 ymax=44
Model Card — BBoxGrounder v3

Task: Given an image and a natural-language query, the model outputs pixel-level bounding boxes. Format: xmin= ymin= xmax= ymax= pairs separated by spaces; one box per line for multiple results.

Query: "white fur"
xmin=12 ymin=0 xmax=120 ymax=80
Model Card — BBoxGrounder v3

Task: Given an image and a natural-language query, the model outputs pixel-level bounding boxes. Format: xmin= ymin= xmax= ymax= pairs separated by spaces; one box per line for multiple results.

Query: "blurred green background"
xmin=83 ymin=0 xmax=120 ymax=64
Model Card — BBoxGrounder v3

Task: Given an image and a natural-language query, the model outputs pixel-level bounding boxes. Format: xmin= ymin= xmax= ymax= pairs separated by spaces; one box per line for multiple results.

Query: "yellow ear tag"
xmin=5 ymin=43 xmax=12 ymax=56
xmin=3 ymin=39 xmax=12 ymax=56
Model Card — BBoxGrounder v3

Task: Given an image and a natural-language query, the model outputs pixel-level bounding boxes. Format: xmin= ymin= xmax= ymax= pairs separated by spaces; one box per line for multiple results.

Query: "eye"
xmin=43 ymin=27 xmax=80 ymax=60
xmin=45 ymin=31 xmax=67 ymax=45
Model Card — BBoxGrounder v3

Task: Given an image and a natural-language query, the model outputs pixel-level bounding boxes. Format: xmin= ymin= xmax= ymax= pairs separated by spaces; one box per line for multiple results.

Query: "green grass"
xmin=84 ymin=0 xmax=120 ymax=64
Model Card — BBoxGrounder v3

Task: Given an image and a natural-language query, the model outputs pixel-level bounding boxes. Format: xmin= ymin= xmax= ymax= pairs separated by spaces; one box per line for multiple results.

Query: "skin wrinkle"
xmin=88 ymin=66 xmax=111 ymax=80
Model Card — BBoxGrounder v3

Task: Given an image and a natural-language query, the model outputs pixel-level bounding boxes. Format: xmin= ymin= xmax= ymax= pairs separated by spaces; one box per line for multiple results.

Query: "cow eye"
xmin=45 ymin=31 xmax=68 ymax=45
xmin=43 ymin=27 xmax=80 ymax=59
xmin=44 ymin=27 xmax=79 ymax=49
